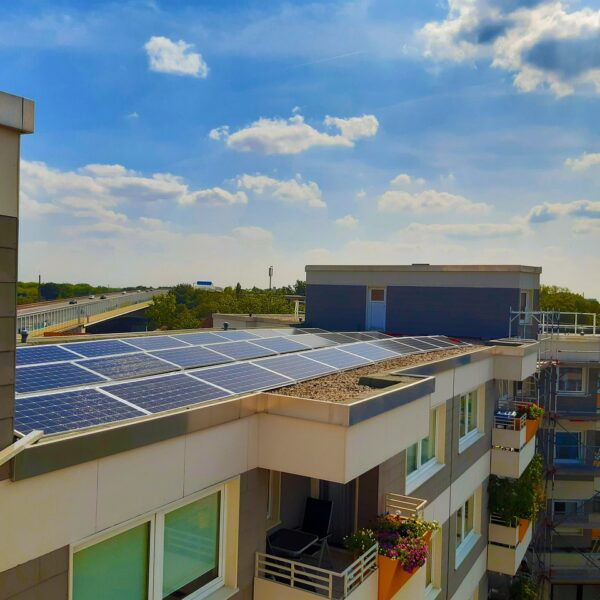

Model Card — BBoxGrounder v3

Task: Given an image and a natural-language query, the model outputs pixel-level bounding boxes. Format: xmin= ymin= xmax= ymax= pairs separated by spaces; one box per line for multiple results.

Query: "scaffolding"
xmin=507 ymin=309 xmax=600 ymax=599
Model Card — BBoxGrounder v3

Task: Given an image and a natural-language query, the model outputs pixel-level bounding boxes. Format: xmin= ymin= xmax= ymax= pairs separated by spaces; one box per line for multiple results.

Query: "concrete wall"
xmin=0 ymin=92 xmax=34 ymax=480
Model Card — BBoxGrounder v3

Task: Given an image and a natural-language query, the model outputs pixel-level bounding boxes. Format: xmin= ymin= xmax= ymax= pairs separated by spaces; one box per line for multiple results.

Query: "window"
xmin=407 ymin=410 xmax=437 ymax=476
xmin=497 ymin=380 xmax=512 ymax=399
xmin=460 ymin=391 xmax=478 ymax=439
xmin=370 ymin=288 xmax=385 ymax=302
xmin=425 ymin=531 xmax=441 ymax=598
xmin=72 ymin=487 xmax=228 ymax=600
xmin=456 ymin=494 xmax=475 ymax=550
xmin=266 ymin=470 xmax=281 ymax=529
xmin=519 ymin=290 xmax=533 ymax=323
xmin=557 ymin=367 xmax=584 ymax=394
xmin=555 ymin=432 xmax=583 ymax=463
xmin=553 ymin=500 xmax=584 ymax=535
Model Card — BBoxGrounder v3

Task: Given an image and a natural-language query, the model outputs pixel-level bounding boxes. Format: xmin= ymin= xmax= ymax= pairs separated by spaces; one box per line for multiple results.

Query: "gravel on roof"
xmin=271 ymin=346 xmax=477 ymax=402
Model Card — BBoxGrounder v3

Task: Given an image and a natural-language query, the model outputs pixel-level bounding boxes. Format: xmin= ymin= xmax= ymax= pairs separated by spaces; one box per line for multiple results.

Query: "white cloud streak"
xmin=144 ymin=36 xmax=209 ymax=78
xmin=236 ymin=173 xmax=325 ymax=208
xmin=405 ymin=222 xmax=527 ymax=238
xmin=335 ymin=214 xmax=359 ymax=229
xmin=377 ymin=189 xmax=490 ymax=214
xmin=565 ymin=152 xmax=600 ymax=172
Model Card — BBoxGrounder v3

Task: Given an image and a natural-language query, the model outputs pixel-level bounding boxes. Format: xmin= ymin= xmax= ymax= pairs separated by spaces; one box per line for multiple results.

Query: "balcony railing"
xmin=255 ymin=543 xmax=378 ymax=600
xmin=509 ymin=310 xmax=599 ymax=337
xmin=553 ymin=445 xmax=600 ymax=476
xmin=383 ymin=493 xmax=427 ymax=518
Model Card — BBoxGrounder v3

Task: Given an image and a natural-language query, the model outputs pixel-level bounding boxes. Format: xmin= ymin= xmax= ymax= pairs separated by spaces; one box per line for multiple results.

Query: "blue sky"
xmin=4 ymin=0 xmax=600 ymax=295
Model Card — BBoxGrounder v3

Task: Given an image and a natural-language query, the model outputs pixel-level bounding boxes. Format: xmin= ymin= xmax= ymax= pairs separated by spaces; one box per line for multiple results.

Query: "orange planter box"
xmin=376 ymin=532 xmax=431 ymax=600
xmin=525 ymin=417 xmax=540 ymax=443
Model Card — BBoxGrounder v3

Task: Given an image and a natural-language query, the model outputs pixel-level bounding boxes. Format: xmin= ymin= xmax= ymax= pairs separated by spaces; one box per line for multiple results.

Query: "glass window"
xmin=557 ymin=367 xmax=583 ymax=393
xmin=370 ymin=289 xmax=385 ymax=302
xmin=460 ymin=391 xmax=478 ymax=439
xmin=162 ymin=492 xmax=221 ymax=599
xmin=555 ymin=432 xmax=582 ymax=462
xmin=406 ymin=410 xmax=437 ymax=476
xmin=456 ymin=494 xmax=476 ymax=550
xmin=73 ymin=523 xmax=150 ymax=600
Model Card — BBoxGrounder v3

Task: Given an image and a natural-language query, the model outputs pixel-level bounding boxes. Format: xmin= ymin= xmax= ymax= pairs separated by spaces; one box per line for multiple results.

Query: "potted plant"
xmin=524 ymin=404 xmax=544 ymax=442
xmin=344 ymin=528 xmax=377 ymax=558
xmin=509 ymin=577 xmax=537 ymax=600
xmin=345 ymin=515 xmax=439 ymax=600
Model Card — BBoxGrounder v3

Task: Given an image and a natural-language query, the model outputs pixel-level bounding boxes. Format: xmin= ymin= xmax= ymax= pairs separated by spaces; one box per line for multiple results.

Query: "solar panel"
xmin=105 ymin=374 xmax=230 ymax=413
xmin=297 ymin=328 xmax=329 ymax=334
xmin=371 ymin=339 xmax=415 ymax=354
xmin=303 ymin=348 xmax=371 ymax=369
xmin=254 ymin=354 xmax=335 ymax=381
xmin=397 ymin=338 xmax=440 ymax=351
xmin=62 ymin=339 xmax=140 ymax=358
xmin=172 ymin=332 xmax=229 ymax=345
xmin=414 ymin=336 xmax=453 ymax=348
xmin=432 ymin=335 xmax=465 ymax=346
xmin=190 ymin=362 xmax=292 ymax=394
xmin=339 ymin=332 xmax=380 ymax=341
xmin=124 ymin=336 xmax=190 ymax=351
xmin=151 ymin=346 xmax=233 ymax=369
xmin=16 ymin=363 xmax=106 ymax=394
xmin=289 ymin=334 xmax=337 ymax=349
xmin=362 ymin=331 xmax=391 ymax=339
xmin=15 ymin=389 xmax=145 ymax=435
xmin=251 ymin=328 xmax=300 ymax=338
xmin=250 ymin=336 xmax=311 ymax=354
xmin=212 ymin=330 xmax=260 ymax=341
xmin=340 ymin=342 xmax=397 ymax=361
xmin=16 ymin=345 xmax=82 ymax=366
xmin=77 ymin=354 xmax=178 ymax=380
xmin=206 ymin=341 xmax=276 ymax=361
xmin=388 ymin=340 xmax=423 ymax=353
xmin=315 ymin=333 xmax=358 ymax=344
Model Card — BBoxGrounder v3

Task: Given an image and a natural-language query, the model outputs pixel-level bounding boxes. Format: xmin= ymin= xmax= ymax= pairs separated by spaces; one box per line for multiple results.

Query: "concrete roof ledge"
xmin=305 ymin=264 xmax=542 ymax=273
xmin=0 ymin=91 xmax=34 ymax=133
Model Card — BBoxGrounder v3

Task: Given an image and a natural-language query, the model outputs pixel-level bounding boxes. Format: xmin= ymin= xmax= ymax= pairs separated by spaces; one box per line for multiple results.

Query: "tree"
xmin=540 ymin=285 xmax=600 ymax=315
xmin=235 ymin=282 xmax=242 ymax=297
xmin=40 ymin=282 xmax=60 ymax=300
xmin=293 ymin=280 xmax=306 ymax=296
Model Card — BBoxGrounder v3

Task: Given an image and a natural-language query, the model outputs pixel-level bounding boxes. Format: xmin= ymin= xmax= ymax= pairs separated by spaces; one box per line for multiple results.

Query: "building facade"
xmin=305 ymin=265 xmax=541 ymax=340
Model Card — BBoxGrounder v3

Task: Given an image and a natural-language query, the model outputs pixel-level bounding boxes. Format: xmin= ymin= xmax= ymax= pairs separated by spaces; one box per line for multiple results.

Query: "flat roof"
xmin=305 ymin=264 xmax=542 ymax=273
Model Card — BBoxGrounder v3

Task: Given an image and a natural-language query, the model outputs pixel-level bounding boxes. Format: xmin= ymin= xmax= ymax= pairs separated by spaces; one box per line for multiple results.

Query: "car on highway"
xmin=100 ymin=295 xmax=107 ymax=299
xmin=121 ymin=291 xmax=127 ymax=295
xmin=68 ymin=300 xmax=77 ymax=305
xmin=88 ymin=295 xmax=95 ymax=299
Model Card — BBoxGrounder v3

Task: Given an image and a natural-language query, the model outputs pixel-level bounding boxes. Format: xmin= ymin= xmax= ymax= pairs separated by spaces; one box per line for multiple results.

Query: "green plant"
xmin=488 ymin=454 xmax=546 ymax=524
xmin=344 ymin=529 xmax=377 ymax=554
xmin=376 ymin=515 xmax=439 ymax=538
xmin=509 ymin=577 xmax=537 ymax=600
xmin=526 ymin=404 xmax=544 ymax=420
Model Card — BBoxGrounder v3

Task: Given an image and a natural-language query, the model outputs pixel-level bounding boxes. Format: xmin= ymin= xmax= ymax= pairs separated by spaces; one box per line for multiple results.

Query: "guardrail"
xmin=510 ymin=310 xmax=598 ymax=337
xmin=255 ymin=543 xmax=377 ymax=599
xmin=16 ymin=290 xmax=168 ymax=334
xmin=384 ymin=492 xmax=427 ymax=518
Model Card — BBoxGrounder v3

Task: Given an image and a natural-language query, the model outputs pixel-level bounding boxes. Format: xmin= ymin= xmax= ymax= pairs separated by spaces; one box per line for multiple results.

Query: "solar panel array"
xmin=14 ymin=329 xmax=469 ymax=437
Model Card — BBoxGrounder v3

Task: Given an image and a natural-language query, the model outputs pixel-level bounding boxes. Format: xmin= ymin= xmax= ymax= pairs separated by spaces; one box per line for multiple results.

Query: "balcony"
xmin=553 ymin=445 xmax=600 ymax=477
xmin=491 ymin=400 xmax=540 ymax=478
xmin=254 ymin=544 xmax=378 ymax=600
xmin=490 ymin=340 xmax=539 ymax=382
xmin=487 ymin=516 xmax=532 ymax=576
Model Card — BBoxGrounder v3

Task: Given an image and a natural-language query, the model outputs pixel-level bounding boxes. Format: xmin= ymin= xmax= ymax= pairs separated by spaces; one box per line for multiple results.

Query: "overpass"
xmin=17 ymin=290 xmax=168 ymax=336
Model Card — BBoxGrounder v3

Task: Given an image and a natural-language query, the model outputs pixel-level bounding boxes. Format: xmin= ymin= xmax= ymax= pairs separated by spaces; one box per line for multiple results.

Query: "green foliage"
xmin=146 ymin=283 xmax=301 ymax=330
xmin=488 ymin=454 xmax=545 ymax=524
xmin=17 ymin=281 xmax=129 ymax=304
xmin=509 ymin=578 xmax=537 ymax=600
xmin=343 ymin=529 xmax=377 ymax=554
xmin=526 ymin=404 xmax=545 ymax=420
xmin=540 ymin=285 xmax=600 ymax=314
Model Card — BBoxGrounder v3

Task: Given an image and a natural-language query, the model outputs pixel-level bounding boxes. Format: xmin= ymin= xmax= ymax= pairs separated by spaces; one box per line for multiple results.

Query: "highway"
xmin=17 ymin=291 xmax=149 ymax=316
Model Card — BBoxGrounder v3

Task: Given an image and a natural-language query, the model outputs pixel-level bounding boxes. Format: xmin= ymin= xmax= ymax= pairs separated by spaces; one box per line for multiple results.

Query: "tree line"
xmin=17 ymin=281 xmax=152 ymax=304
xmin=539 ymin=285 xmax=599 ymax=315
xmin=146 ymin=281 xmax=305 ymax=330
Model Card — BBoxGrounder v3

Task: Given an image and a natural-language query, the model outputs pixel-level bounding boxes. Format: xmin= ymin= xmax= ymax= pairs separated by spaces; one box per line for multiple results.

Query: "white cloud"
xmin=187 ymin=187 xmax=248 ymax=206
xmin=232 ymin=226 xmax=274 ymax=244
xmin=420 ymin=1 xmax=600 ymax=97
xmin=210 ymin=113 xmax=378 ymax=155
xmin=405 ymin=222 xmax=527 ymax=238
xmin=144 ymin=36 xmax=208 ymax=78
xmin=126 ymin=112 xmax=139 ymax=120
xmin=572 ymin=219 xmax=600 ymax=234
xmin=565 ymin=152 xmax=600 ymax=172
xmin=390 ymin=173 xmax=426 ymax=187
xmin=377 ymin=188 xmax=490 ymax=214
xmin=237 ymin=173 xmax=325 ymax=208
xmin=355 ymin=189 xmax=367 ymax=200
xmin=526 ymin=199 xmax=600 ymax=223
xmin=335 ymin=214 xmax=359 ymax=229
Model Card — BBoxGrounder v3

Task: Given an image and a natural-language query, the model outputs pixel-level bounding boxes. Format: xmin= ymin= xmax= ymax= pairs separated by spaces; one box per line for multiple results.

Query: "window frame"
xmin=519 ymin=289 xmax=533 ymax=324
xmin=455 ymin=488 xmax=481 ymax=567
xmin=406 ymin=408 xmax=445 ymax=493
xmin=69 ymin=482 xmax=229 ymax=600
xmin=266 ymin=470 xmax=282 ymax=530
xmin=554 ymin=431 xmax=584 ymax=464
xmin=458 ymin=387 xmax=484 ymax=453
xmin=557 ymin=367 xmax=585 ymax=395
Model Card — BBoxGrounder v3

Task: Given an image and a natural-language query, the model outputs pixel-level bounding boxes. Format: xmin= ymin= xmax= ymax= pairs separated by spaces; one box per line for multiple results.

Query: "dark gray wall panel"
xmin=305 ymin=284 xmax=367 ymax=331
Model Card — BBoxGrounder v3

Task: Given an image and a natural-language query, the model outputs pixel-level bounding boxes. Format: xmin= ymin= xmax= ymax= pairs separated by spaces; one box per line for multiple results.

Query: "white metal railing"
xmin=255 ymin=543 xmax=378 ymax=599
xmin=509 ymin=310 xmax=598 ymax=338
xmin=384 ymin=493 xmax=427 ymax=518
xmin=16 ymin=290 xmax=168 ymax=333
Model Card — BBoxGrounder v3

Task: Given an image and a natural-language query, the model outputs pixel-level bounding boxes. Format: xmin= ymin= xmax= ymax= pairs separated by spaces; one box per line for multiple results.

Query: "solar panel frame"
xmin=76 ymin=353 xmax=179 ymax=380
xmin=189 ymin=362 xmax=293 ymax=394
xmin=172 ymin=332 xmax=230 ymax=345
xmin=315 ymin=333 xmax=359 ymax=344
xmin=249 ymin=336 xmax=311 ymax=354
xmin=431 ymin=335 xmax=466 ymax=346
xmin=61 ymin=339 xmax=141 ymax=358
xmin=370 ymin=339 xmax=416 ymax=355
xmin=253 ymin=353 xmax=335 ymax=381
xmin=302 ymin=347 xmax=371 ymax=369
xmin=15 ymin=388 xmax=145 ymax=435
xmin=409 ymin=336 xmax=447 ymax=349
xmin=16 ymin=363 xmax=106 ymax=394
xmin=105 ymin=373 xmax=231 ymax=414
xmin=150 ymin=346 xmax=233 ymax=369
xmin=362 ymin=331 xmax=391 ymax=339
xmin=212 ymin=330 xmax=261 ymax=341
xmin=16 ymin=345 xmax=83 ymax=366
xmin=205 ymin=341 xmax=277 ymax=361
xmin=287 ymin=334 xmax=338 ymax=349
xmin=338 ymin=342 xmax=398 ymax=361
xmin=339 ymin=332 xmax=381 ymax=341
xmin=395 ymin=338 xmax=440 ymax=351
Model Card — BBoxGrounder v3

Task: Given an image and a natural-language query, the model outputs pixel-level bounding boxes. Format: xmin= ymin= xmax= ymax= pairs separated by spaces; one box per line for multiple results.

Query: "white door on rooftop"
xmin=367 ymin=288 xmax=386 ymax=331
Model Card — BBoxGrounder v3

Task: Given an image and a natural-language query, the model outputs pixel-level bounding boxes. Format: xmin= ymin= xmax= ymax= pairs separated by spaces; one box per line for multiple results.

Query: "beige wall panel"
xmin=430 ymin=369 xmax=455 ymax=407
xmin=450 ymin=451 xmax=490 ymax=514
xmin=0 ymin=128 xmax=19 ymax=218
xmin=96 ymin=436 xmax=186 ymax=530
xmin=0 ymin=462 xmax=98 ymax=573
xmin=424 ymin=486 xmax=451 ymax=526
xmin=552 ymin=479 xmax=595 ymax=500
xmin=449 ymin=547 xmax=487 ymax=600
xmin=453 ymin=359 xmax=494 ymax=397
xmin=184 ymin=418 xmax=253 ymax=496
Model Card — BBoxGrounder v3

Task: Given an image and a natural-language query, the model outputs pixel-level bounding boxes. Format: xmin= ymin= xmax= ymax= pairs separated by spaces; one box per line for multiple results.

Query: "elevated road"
xmin=17 ymin=290 xmax=168 ymax=336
